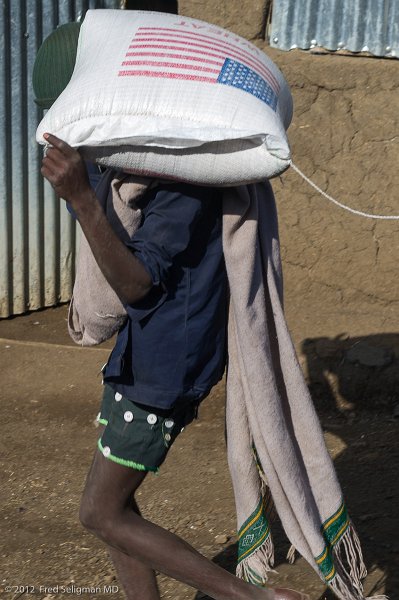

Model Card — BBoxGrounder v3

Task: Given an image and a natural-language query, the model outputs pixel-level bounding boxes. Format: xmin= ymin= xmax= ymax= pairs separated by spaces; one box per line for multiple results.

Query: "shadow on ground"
xmin=302 ymin=333 xmax=399 ymax=416
xmin=195 ymin=333 xmax=399 ymax=600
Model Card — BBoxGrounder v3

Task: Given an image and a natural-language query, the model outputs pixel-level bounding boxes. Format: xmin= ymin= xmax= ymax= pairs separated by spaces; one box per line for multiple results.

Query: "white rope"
xmin=290 ymin=161 xmax=399 ymax=220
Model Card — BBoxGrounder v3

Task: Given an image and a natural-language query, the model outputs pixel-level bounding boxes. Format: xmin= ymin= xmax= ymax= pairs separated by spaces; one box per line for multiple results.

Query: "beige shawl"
xmin=224 ymin=183 xmax=384 ymax=600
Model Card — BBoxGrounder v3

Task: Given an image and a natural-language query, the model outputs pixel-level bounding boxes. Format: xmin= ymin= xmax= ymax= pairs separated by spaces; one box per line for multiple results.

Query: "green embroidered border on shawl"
xmin=237 ymin=497 xmax=271 ymax=563
xmin=315 ymin=500 xmax=350 ymax=582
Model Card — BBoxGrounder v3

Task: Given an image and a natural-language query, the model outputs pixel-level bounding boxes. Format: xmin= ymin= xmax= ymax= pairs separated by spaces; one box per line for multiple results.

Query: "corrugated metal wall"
xmin=270 ymin=0 xmax=399 ymax=58
xmin=0 ymin=0 xmax=121 ymax=318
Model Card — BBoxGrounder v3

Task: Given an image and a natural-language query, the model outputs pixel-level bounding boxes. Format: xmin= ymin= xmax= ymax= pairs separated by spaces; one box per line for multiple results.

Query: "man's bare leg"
xmin=107 ymin=499 xmax=160 ymax=600
xmin=80 ymin=450 xmax=308 ymax=600
xmin=93 ymin=427 xmax=160 ymax=600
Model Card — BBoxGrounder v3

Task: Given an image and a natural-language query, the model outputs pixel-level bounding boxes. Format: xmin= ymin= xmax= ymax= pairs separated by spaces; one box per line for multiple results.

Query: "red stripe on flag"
xmin=126 ymin=45 xmax=226 ymax=62
xmin=129 ymin=40 xmax=278 ymax=91
xmin=121 ymin=60 xmax=220 ymax=74
xmin=136 ymin=30 xmax=263 ymax=65
xmin=127 ymin=51 xmax=224 ymax=66
xmin=118 ymin=70 xmax=217 ymax=83
xmin=136 ymin=27 xmax=280 ymax=91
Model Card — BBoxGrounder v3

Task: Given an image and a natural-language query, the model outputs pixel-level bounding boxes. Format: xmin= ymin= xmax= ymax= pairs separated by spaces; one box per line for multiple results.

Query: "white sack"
xmin=37 ymin=10 xmax=293 ymax=185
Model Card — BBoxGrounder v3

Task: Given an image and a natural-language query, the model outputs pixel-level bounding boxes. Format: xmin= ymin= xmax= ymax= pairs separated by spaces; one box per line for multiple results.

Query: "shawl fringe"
xmin=286 ymin=544 xmax=296 ymax=564
xmin=238 ymin=524 xmax=388 ymax=600
xmin=236 ymin=532 xmax=276 ymax=586
xmin=327 ymin=521 xmax=383 ymax=600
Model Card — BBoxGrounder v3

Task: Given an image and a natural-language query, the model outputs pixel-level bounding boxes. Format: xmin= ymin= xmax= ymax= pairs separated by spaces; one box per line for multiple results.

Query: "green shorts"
xmin=96 ymin=385 xmax=198 ymax=472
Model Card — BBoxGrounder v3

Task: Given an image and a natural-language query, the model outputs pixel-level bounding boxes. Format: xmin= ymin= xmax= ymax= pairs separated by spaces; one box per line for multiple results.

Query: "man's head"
xmin=32 ymin=21 xmax=81 ymax=110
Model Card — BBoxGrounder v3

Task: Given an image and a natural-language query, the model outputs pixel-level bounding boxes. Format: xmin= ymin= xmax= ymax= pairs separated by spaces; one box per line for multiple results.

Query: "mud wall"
xmin=179 ymin=0 xmax=271 ymax=40
xmin=181 ymin=0 xmax=399 ymax=413
xmin=267 ymin=47 xmax=399 ymax=414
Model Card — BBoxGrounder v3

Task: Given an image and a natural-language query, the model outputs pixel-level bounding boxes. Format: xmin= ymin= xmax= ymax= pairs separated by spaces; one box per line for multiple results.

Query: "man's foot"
xmin=254 ymin=587 xmax=310 ymax=600
xmin=274 ymin=589 xmax=310 ymax=600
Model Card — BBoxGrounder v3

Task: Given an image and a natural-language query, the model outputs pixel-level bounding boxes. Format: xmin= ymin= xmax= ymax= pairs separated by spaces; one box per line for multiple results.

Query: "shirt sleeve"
xmin=124 ymin=183 xmax=212 ymax=322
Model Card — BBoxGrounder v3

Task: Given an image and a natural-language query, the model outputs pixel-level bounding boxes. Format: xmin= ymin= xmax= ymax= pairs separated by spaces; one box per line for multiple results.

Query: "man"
xmin=41 ymin=132 xmax=307 ymax=600
xmin=36 ymin=13 xmax=307 ymax=600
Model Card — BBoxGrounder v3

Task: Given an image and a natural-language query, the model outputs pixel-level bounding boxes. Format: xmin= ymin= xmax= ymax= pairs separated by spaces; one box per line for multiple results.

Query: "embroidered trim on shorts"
xmin=98 ymin=438 xmax=159 ymax=472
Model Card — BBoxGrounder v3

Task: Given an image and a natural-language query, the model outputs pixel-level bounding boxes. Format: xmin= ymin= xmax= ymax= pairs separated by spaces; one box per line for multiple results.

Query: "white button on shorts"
xmin=115 ymin=392 xmax=122 ymax=401
xmin=164 ymin=419 xmax=174 ymax=429
xmin=164 ymin=433 xmax=171 ymax=442
xmin=124 ymin=411 xmax=134 ymax=422
xmin=147 ymin=414 xmax=157 ymax=425
xmin=103 ymin=446 xmax=111 ymax=457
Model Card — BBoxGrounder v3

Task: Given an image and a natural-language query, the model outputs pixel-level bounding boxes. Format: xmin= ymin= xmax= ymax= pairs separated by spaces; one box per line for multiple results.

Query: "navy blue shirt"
xmin=103 ymin=181 xmax=228 ymax=410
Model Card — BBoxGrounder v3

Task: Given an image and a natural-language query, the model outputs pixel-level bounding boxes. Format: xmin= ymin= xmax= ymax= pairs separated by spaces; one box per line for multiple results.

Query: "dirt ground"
xmin=1 ymin=11 xmax=399 ymax=600
xmin=2 ymin=306 xmax=397 ymax=600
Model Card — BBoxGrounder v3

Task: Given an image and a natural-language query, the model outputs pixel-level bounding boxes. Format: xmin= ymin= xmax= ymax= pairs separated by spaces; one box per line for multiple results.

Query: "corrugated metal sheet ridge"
xmin=0 ymin=1 xmax=12 ymax=316
xmin=0 ymin=0 xmax=120 ymax=318
xmin=270 ymin=0 xmax=399 ymax=58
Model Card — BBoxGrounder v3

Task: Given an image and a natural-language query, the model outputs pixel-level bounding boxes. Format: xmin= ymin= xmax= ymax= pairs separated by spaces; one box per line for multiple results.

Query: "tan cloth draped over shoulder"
xmin=68 ymin=171 xmax=154 ymax=346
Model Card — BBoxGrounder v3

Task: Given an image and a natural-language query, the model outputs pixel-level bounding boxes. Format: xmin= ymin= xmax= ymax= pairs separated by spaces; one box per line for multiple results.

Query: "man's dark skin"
xmin=41 ymin=132 xmax=308 ymax=600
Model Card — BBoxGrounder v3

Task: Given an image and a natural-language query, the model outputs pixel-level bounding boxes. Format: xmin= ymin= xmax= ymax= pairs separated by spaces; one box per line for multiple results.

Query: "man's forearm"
xmin=40 ymin=133 xmax=153 ymax=304
xmin=73 ymin=189 xmax=153 ymax=305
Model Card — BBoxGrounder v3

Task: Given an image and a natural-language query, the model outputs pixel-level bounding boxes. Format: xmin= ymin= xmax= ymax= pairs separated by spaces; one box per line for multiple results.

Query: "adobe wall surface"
xmin=182 ymin=0 xmax=399 ymax=412
xmin=260 ymin=45 xmax=399 ymax=413
xmin=179 ymin=1 xmax=399 ymax=346
xmin=179 ymin=0 xmax=271 ymax=40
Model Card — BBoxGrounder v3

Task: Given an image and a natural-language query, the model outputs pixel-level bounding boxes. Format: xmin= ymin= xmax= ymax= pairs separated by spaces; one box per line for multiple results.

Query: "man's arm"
xmin=41 ymin=133 xmax=153 ymax=305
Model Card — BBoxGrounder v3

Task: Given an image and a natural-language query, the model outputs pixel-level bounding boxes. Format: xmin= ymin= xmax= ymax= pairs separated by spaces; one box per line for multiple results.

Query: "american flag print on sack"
xmin=119 ymin=27 xmax=280 ymax=111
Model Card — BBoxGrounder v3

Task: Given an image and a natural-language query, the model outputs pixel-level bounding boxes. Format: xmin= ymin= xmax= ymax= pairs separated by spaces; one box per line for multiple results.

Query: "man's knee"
xmin=79 ymin=448 xmax=147 ymax=536
xmin=79 ymin=489 xmax=139 ymax=539
xmin=79 ymin=487 xmax=120 ymax=538
xmin=79 ymin=492 xmax=103 ymax=534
